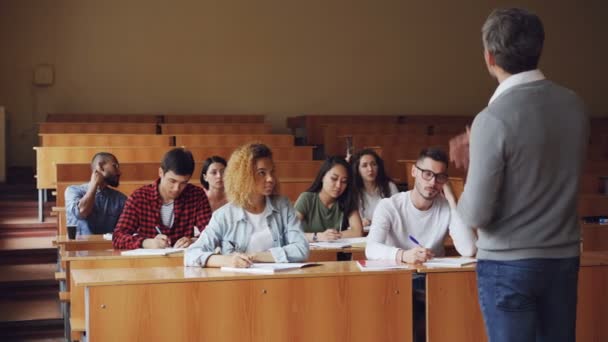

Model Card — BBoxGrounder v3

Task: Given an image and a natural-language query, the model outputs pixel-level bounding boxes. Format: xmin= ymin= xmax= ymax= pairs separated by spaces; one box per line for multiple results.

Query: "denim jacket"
xmin=184 ymin=195 xmax=309 ymax=266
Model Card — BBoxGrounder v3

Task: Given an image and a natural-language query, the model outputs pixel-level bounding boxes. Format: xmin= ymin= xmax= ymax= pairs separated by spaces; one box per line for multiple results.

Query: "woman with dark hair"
xmin=200 ymin=156 xmax=227 ymax=211
xmin=294 ymin=156 xmax=363 ymax=242
xmin=351 ymin=149 xmax=399 ymax=229
xmin=185 ymin=143 xmax=309 ymax=268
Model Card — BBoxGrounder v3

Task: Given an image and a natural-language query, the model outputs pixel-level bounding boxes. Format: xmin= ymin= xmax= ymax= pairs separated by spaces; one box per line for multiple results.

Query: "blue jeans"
xmin=476 ymin=257 xmax=579 ymax=342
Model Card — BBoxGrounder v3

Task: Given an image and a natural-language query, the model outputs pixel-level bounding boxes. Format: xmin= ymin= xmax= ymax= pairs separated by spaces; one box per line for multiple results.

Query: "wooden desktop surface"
xmin=54 ymin=234 xmax=112 ymax=251
xmin=73 ymin=262 xmax=414 ymax=342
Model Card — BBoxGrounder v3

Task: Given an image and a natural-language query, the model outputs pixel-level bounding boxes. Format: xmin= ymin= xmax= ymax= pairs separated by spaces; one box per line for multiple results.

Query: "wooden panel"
xmin=83 ymin=268 xmax=411 ymax=342
xmin=287 ymin=115 xmax=404 ymax=145
xmin=577 ymin=265 xmax=608 ymax=342
xmin=582 ymin=224 xmax=608 ymax=251
xmin=579 ymin=194 xmax=608 ymax=217
xmin=188 ymin=146 xmax=313 ymax=162
xmin=323 ymin=124 xmax=428 ymax=157
xmin=35 ymin=146 xmax=172 ymax=189
xmin=40 ymin=134 xmax=172 ymax=147
xmin=56 ymin=160 xmax=321 ymax=184
xmin=39 ymin=122 xmax=158 ymax=134
xmin=164 ymin=114 xmax=265 ymax=123
xmin=426 ymin=271 xmax=487 ymax=342
xmin=57 ymin=177 xmax=310 ymax=206
xmin=175 ymin=134 xmax=294 ymax=147
xmin=39 ymin=145 xmax=314 ymax=190
xmin=161 ymin=123 xmax=272 ymax=134
xmin=69 ymin=255 xmax=185 ymax=330
xmin=46 ymin=113 xmax=160 ymax=123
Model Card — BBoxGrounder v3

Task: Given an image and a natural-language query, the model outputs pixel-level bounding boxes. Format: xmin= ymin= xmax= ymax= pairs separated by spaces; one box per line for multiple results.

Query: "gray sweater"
xmin=457 ymin=79 xmax=589 ymax=260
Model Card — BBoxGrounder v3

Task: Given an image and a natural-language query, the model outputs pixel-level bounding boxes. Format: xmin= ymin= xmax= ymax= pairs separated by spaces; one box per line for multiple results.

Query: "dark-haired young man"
xmin=366 ymin=148 xmax=476 ymax=262
xmin=454 ymin=8 xmax=589 ymax=342
xmin=65 ymin=152 xmax=127 ymax=236
xmin=113 ymin=148 xmax=212 ymax=249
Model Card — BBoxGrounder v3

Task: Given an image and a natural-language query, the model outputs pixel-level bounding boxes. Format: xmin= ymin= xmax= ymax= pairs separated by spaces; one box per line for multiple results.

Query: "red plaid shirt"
xmin=112 ymin=179 xmax=212 ymax=249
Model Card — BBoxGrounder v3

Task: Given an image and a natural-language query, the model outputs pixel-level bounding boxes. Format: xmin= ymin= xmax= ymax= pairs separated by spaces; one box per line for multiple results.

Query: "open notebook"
xmin=120 ymin=248 xmax=185 ymax=256
xmin=220 ymin=263 xmax=319 ymax=275
xmin=422 ymin=257 xmax=477 ymax=268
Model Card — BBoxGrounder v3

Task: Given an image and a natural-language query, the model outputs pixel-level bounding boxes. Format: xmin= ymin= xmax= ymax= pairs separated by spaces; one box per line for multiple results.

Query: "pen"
xmin=155 ymin=226 xmax=162 ymax=235
xmin=227 ymin=241 xmax=238 ymax=251
xmin=409 ymin=235 xmax=423 ymax=248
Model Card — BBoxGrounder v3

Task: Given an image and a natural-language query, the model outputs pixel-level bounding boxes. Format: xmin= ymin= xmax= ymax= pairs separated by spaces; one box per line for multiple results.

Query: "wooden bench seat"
xmin=39 ymin=122 xmax=158 ymax=134
xmin=161 ymin=123 xmax=272 ymax=134
xmin=39 ymin=133 xmax=172 ymax=147
xmin=175 ymin=134 xmax=295 ymax=147
xmin=164 ymin=114 xmax=265 ymax=123
xmin=46 ymin=113 xmax=160 ymax=123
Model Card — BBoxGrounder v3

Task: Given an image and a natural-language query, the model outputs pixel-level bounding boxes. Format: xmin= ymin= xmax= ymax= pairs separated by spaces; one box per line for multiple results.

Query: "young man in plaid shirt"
xmin=113 ymin=148 xmax=212 ymax=249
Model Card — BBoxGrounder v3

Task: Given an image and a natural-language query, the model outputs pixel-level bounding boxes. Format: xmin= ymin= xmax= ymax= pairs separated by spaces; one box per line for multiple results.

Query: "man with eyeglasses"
xmin=365 ymin=147 xmax=477 ymax=263
xmin=65 ymin=152 xmax=127 ymax=236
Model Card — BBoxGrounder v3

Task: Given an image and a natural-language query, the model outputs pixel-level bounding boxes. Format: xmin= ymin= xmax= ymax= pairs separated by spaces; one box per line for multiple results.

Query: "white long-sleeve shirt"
xmin=366 ymin=191 xmax=476 ymax=261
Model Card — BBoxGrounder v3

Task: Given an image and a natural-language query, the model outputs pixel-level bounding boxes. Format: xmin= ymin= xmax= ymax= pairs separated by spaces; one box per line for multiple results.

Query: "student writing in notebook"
xmin=294 ymin=156 xmax=363 ymax=242
xmin=185 ymin=143 xmax=309 ymax=267
xmin=365 ymin=148 xmax=476 ymax=263
xmin=112 ymin=148 xmax=212 ymax=249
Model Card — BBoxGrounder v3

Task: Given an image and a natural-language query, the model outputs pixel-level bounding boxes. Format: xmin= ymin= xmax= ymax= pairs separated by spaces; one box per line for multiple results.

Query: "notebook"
xmin=423 ymin=257 xmax=477 ymax=268
xmin=356 ymin=260 xmax=412 ymax=271
xmin=220 ymin=263 xmax=319 ymax=275
xmin=120 ymin=248 xmax=185 ymax=256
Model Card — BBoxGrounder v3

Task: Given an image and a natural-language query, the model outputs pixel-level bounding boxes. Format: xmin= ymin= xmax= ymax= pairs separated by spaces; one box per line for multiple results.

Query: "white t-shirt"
xmin=245 ymin=206 xmax=274 ymax=254
xmin=359 ymin=182 xmax=399 ymax=223
xmin=366 ymin=191 xmax=476 ymax=261
xmin=160 ymin=201 xmax=175 ymax=228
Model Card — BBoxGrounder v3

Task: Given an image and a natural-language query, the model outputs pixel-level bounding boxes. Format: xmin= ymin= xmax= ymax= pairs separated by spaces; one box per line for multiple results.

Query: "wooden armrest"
xmin=55 ymin=272 xmax=66 ymax=281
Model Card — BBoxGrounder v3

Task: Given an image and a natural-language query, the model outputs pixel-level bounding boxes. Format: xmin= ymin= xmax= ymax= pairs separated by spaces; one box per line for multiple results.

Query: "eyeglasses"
xmin=415 ymin=165 xmax=449 ymax=184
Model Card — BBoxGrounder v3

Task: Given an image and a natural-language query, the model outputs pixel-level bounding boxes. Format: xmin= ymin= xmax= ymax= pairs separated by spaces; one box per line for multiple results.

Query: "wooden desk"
xmin=308 ymin=246 xmax=366 ymax=261
xmin=418 ymin=255 xmax=608 ymax=342
xmin=72 ymin=262 xmax=414 ymax=342
xmin=55 ymin=234 xmax=112 ymax=252
xmin=64 ymin=246 xmax=368 ymax=340
xmin=64 ymin=250 xmax=185 ymax=340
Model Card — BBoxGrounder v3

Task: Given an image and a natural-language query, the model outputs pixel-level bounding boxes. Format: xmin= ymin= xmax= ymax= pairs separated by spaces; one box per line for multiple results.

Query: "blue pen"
xmin=409 ymin=235 xmax=424 ymax=248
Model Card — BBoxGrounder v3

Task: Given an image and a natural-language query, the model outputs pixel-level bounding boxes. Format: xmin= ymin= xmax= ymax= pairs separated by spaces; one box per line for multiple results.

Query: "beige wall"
xmin=0 ymin=0 xmax=606 ymax=167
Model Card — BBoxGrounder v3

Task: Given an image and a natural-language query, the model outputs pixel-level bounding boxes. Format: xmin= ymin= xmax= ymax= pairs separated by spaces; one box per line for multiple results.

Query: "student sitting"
xmin=351 ymin=149 xmax=399 ymax=230
xmin=112 ymin=148 xmax=212 ymax=249
xmin=294 ymin=156 xmax=363 ymax=242
xmin=200 ymin=155 xmax=227 ymax=211
xmin=185 ymin=143 xmax=309 ymax=267
xmin=65 ymin=152 xmax=126 ymax=236
xmin=366 ymin=147 xmax=477 ymax=263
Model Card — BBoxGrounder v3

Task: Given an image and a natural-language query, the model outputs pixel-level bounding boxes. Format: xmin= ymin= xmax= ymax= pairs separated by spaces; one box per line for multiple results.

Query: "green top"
xmin=294 ymin=192 xmax=344 ymax=233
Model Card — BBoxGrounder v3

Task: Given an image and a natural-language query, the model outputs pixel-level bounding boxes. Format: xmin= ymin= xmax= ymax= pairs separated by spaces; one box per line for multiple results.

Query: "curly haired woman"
xmin=185 ymin=143 xmax=309 ymax=268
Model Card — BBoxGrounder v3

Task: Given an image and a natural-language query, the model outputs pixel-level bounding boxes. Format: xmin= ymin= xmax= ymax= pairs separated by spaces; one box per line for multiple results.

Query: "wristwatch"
xmin=313 ymin=232 xmax=318 ymax=242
